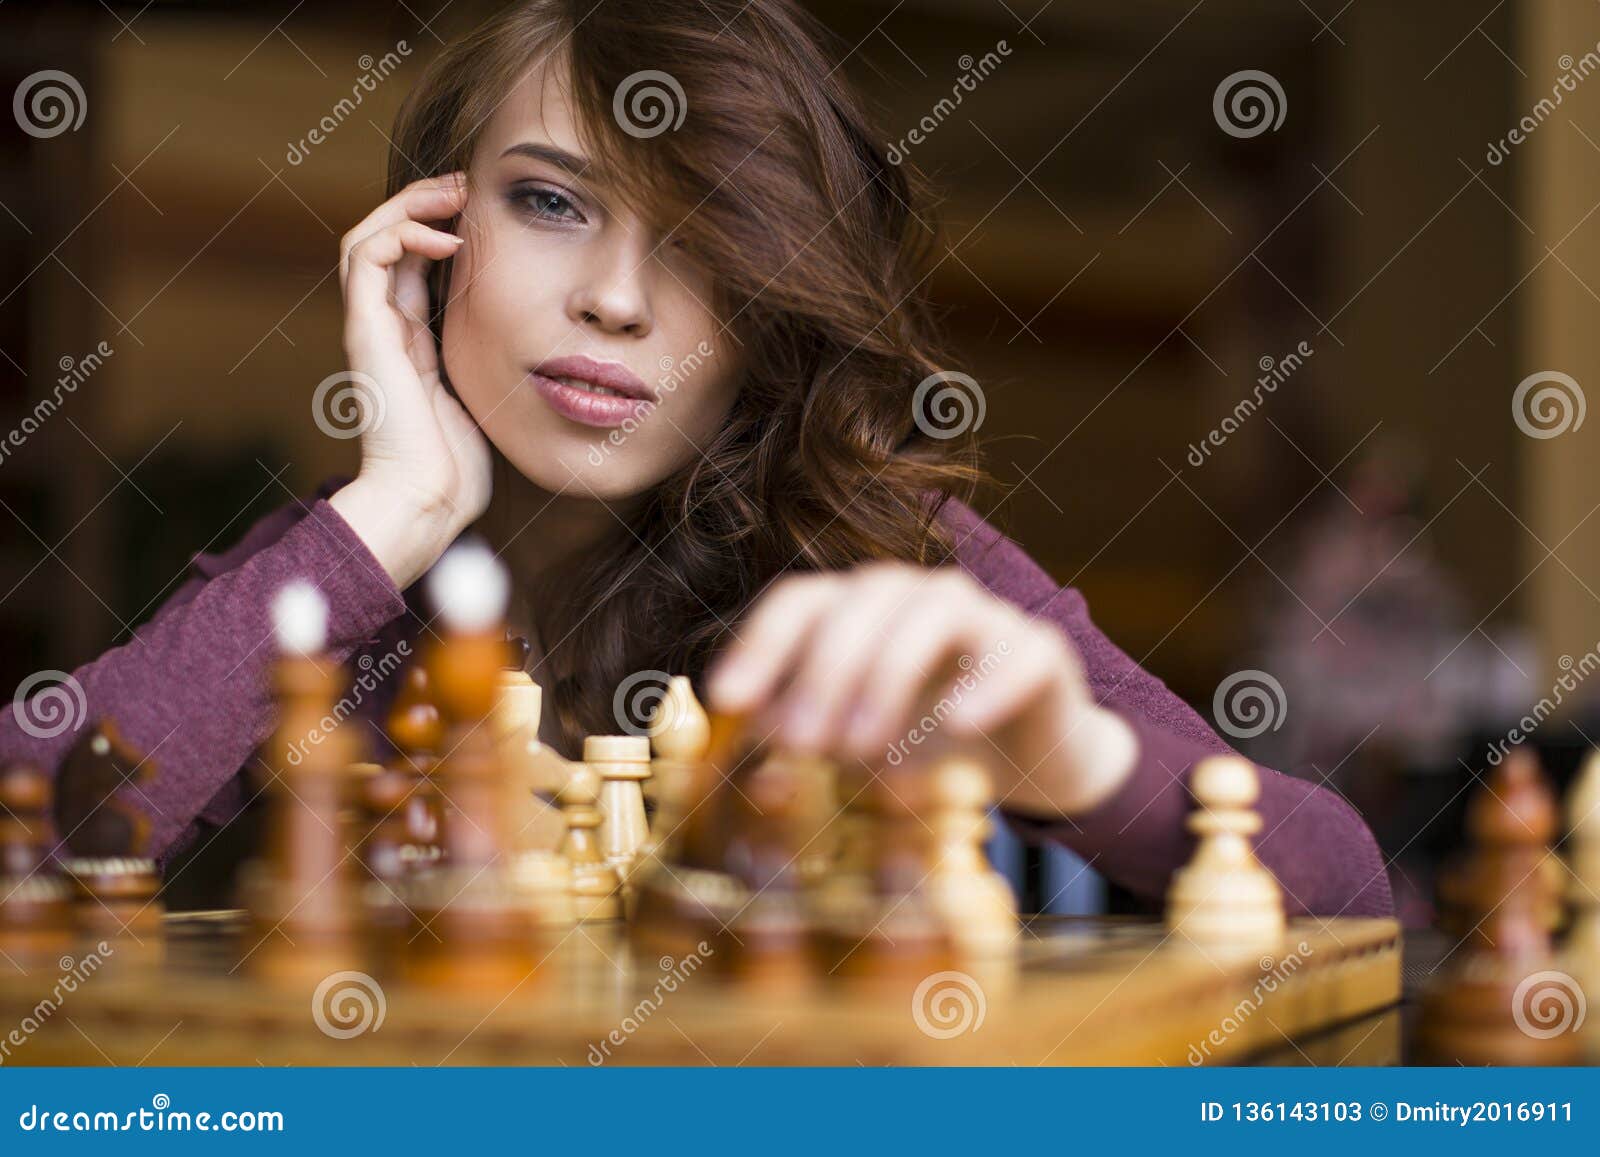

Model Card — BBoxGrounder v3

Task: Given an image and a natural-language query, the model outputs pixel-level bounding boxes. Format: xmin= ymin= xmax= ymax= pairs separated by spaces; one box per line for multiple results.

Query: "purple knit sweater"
xmin=0 ymin=479 xmax=1392 ymax=918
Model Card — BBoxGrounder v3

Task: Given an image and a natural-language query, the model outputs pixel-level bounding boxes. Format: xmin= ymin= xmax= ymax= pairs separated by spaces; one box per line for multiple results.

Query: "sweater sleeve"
xmin=941 ymin=498 xmax=1393 ymax=918
xmin=0 ymin=483 xmax=408 ymax=865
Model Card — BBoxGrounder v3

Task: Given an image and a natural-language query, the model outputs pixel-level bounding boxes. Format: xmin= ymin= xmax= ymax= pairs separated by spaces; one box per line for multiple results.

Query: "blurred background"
xmin=2 ymin=0 xmax=1598 ymax=921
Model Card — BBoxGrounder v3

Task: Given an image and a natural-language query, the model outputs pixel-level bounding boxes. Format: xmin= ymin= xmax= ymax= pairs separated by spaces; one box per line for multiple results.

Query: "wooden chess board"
xmin=0 ymin=912 xmax=1401 ymax=1066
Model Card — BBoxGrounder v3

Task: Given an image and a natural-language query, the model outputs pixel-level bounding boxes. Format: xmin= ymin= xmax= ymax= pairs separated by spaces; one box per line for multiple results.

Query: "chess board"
xmin=0 ymin=912 xmax=1401 ymax=1066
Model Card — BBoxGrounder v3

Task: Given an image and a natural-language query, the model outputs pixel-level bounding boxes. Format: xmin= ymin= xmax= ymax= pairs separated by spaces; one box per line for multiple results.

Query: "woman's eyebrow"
xmin=498 ymin=141 xmax=595 ymax=177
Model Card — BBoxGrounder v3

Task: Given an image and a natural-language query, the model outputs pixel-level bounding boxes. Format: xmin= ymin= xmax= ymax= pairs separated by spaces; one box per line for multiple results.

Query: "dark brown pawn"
xmin=406 ymin=630 xmax=539 ymax=991
xmin=822 ymin=764 xmax=952 ymax=992
xmin=53 ymin=721 xmax=164 ymax=951
xmin=384 ymin=662 xmax=445 ymax=863
xmin=1417 ymin=747 xmax=1584 ymax=1064
xmin=724 ymin=758 xmax=816 ymax=994
xmin=245 ymin=654 xmax=360 ymax=986
xmin=0 ymin=764 xmax=73 ymax=968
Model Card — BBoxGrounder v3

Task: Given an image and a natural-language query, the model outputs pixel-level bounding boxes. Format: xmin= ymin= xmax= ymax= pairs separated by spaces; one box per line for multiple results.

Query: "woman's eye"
xmin=515 ymin=185 xmax=583 ymax=223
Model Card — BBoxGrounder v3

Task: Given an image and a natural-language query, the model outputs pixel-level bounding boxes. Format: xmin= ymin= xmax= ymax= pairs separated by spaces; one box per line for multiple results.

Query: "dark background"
xmin=3 ymin=0 xmax=1597 ymax=920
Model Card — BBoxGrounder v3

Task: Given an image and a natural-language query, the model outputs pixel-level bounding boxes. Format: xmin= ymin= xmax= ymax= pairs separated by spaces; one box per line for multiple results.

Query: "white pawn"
xmin=928 ymin=757 xmax=1019 ymax=958
xmin=1165 ymin=756 xmax=1285 ymax=953
xmin=588 ymin=734 xmax=652 ymax=886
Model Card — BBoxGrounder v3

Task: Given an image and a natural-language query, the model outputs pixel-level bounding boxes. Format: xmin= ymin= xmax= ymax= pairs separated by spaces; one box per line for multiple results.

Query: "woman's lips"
xmin=530 ymin=373 xmax=650 ymax=428
xmin=527 ymin=356 xmax=655 ymax=430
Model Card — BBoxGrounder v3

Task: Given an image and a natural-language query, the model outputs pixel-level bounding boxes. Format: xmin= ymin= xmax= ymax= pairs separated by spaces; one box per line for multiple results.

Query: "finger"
xmin=344 ymin=222 xmax=463 ymax=352
xmin=392 ymin=250 xmax=440 ymax=380
xmin=340 ymin=174 xmax=468 ymax=293
xmin=943 ymin=625 xmax=1083 ymax=734
xmin=839 ymin=578 xmax=1000 ymax=757
xmin=776 ymin=566 xmax=933 ymax=752
xmin=706 ymin=575 xmax=842 ymax=714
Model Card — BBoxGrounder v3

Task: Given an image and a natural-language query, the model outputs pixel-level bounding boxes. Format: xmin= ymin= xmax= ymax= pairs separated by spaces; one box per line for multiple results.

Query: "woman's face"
xmin=441 ymin=59 xmax=738 ymax=502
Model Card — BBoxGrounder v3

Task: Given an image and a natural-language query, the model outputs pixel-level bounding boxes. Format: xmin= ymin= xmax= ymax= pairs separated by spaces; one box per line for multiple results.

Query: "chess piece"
xmin=53 ymin=718 xmax=164 ymax=955
xmin=725 ymin=759 xmax=816 ymax=993
xmin=407 ymin=542 xmax=540 ymax=989
xmin=635 ymin=676 xmax=710 ymax=870
xmin=0 ymin=764 xmax=73 ymax=968
xmin=589 ymin=734 xmax=651 ymax=886
xmin=242 ymin=582 xmax=360 ymax=986
xmin=558 ymin=762 xmax=623 ymax=922
xmin=927 ymin=757 xmax=1019 ymax=958
xmin=631 ymin=709 xmax=749 ymax=958
xmin=1165 ymin=756 xmax=1285 ymax=955
xmin=491 ymin=667 xmax=572 ymax=925
xmin=824 ymin=764 xmax=952 ymax=990
xmin=383 ymin=661 xmax=444 ymax=871
xmin=1564 ymin=750 xmax=1599 ymax=1060
xmin=1417 ymin=747 xmax=1584 ymax=1064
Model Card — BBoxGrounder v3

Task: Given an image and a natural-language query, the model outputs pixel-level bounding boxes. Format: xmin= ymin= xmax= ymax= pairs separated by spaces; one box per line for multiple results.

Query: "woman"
xmin=1 ymin=0 xmax=1389 ymax=917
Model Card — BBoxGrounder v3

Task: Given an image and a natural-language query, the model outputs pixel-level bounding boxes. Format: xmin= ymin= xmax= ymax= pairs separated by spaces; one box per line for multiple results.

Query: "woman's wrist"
xmin=327 ymin=473 xmax=460 ymax=590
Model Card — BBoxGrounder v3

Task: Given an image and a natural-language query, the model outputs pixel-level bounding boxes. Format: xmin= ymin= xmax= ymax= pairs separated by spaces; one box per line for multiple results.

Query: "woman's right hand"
xmin=327 ymin=172 xmax=494 ymax=590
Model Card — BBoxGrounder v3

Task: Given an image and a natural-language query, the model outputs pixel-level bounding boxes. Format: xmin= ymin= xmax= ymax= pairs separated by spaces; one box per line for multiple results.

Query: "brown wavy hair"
xmin=387 ymin=0 xmax=981 ymax=755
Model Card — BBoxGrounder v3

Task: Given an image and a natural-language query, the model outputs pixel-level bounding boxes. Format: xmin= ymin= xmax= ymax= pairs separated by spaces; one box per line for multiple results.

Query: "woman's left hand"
xmin=706 ymin=562 xmax=1138 ymax=817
